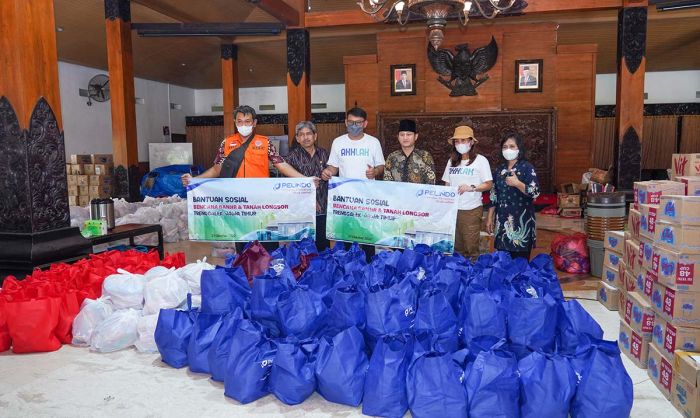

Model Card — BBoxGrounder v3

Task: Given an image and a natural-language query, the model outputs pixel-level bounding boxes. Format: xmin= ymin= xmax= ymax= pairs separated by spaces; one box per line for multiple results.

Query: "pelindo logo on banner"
xmin=326 ymin=177 xmax=459 ymax=252
xmin=187 ymin=177 xmax=316 ymax=242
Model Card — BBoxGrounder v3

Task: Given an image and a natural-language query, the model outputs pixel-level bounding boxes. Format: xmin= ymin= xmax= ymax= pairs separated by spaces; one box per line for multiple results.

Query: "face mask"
xmin=502 ymin=149 xmax=519 ymax=161
xmin=237 ymin=125 xmax=253 ymax=137
xmin=347 ymin=124 xmax=363 ymax=137
xmin=455 ymin=143 xmax=471 ymax=155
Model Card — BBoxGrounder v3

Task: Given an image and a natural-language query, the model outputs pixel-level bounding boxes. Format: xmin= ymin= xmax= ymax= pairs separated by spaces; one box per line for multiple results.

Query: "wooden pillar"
xmin=0 ymin=0 xmax=90 ymax=278
xmin=105 ymin=0 xmax=140 ymax=201
xmin=221 ymin=44 xmax=239 ymax=138
xmin=614 ymin=2 xmax=647 ymax=190
xmin=287 ymin=28 xmax=311 ymax=143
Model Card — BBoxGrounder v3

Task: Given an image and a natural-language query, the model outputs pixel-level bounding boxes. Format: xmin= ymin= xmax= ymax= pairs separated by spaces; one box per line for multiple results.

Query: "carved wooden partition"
xmin=378 ymin=110 xmax=556 ymax=192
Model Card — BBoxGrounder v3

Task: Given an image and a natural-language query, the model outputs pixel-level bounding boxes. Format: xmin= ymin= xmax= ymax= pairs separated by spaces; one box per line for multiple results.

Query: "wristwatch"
xmin=470 ymin=184 xmax=476 ymax=192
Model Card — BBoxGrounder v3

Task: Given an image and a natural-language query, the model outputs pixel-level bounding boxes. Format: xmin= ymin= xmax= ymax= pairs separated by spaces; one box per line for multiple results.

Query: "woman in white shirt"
xmin=441 ymin=125 xmax=493 ymax=259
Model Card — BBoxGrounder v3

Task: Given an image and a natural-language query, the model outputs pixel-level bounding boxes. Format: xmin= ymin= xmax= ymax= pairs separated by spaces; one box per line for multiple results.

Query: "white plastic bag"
xmin=143 ymin=265 xmax=172 ymax=281
xmin=71 ymin=297 xmax=114 ymax=346
xmin=143 ymin=269 xmax=188 ymax=315
xmin=90 ymin=309 xmax=140 ymax=353
xmin=134 ymin=314 xmax=159 ymax=353
xmin=177 ymin=257 xmax=214 ymax=295
xmin=102 ymin=269 xmax=146 ymax=309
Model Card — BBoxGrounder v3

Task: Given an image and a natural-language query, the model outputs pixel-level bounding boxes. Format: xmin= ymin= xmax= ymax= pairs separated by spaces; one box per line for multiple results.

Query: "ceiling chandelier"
xmin=357 ymin=0 xmax=520 ymax=49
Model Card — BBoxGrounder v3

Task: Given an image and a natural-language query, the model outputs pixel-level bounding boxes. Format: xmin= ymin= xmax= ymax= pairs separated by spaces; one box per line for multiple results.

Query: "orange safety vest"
xmin=222 ymin=133 xmax=270 ymax=178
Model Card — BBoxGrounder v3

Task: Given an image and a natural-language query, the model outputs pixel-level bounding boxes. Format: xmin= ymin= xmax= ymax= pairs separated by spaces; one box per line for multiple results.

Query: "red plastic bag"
xmin=233 ymin=241 xmax=272 ymax=285
xmin=0 ymin=299 xmax=11 ymax=352
xmin=161 ymin=252 xmax=186 ymax=269
xmin=550 ymin=233 xmax=590 ymax=274
xmin=4 ymin=297 xmax=62 ymax=353
xmin=55 ymin=290 xmax=82 ymax=344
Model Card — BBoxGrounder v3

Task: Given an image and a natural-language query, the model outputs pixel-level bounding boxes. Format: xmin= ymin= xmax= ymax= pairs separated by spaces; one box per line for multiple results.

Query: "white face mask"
xmin=237 ymin=125 xmax=253 ymax=137
xmin=502 ymin=148 xmax=519 ymax=161
xmin=455 ymin=143 xmax=471 ymax=155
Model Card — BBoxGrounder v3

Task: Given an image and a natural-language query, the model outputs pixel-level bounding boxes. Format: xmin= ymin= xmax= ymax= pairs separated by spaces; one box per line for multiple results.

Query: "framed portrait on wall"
xmin=390 ymin=64 xmax=416 ymax=96
xmin=515 ymin=59 xmax=543 ymax=93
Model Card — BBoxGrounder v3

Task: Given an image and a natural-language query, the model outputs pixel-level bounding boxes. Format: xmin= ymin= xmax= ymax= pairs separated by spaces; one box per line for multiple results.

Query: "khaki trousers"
xmin=454 ymin=206 xmax=483 ymax=259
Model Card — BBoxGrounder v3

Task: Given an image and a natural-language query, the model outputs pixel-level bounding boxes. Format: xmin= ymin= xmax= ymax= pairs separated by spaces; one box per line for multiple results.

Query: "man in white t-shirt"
xmin=441 ymin=125 xmax=493 ymax=259
xmin=321 ymin=107 xmax=385 ymax=259
xmin=321 ymin=107 xmax=385 ymax=181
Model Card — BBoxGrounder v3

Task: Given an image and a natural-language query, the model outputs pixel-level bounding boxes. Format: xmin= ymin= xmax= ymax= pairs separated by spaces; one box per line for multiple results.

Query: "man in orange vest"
xmin=181 ymin=105 xmax=306 ymax=184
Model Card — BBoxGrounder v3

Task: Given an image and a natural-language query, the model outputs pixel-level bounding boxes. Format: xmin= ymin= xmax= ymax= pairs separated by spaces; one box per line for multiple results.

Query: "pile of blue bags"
xmin=154 ymin=239 xmax=634 ymax=418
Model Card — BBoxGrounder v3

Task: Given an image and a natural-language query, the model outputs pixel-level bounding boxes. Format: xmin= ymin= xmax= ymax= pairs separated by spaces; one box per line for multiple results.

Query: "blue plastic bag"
xmin=224 ymin=320 xmax=277 ymax=404
xmin=207 ymin=308 xmax=244 ymax=382
xmin=432 ymin=268 xmax=462 ymax=312
xmin=154 ymin=305 xmax=198 ymax=368
xmin=187 ymin=312 xmax=224 ymax=374
xmin=571 ymin=338 xmax=633 ymax=418
xmin=557 ymin=300 xmax=604 ymax=354
xmin=464 ymin=340 xmax=520 ymax=418
xmin=518 ymin=351 xmax=577 ymax=418
xmin=200 ymin=266 xmax=251 ymax=314
xmin=365 ymin=278 xmax=416 ymax=338
xmin=140 ymin=164 xmax=201 ymax=198
xmin=528 ymin=254 xmax=565 ymax=301
xmin=326 ymin=285 xmax=366 ymax=335
xmin=458 ymin=286 xmax=507 ymax=346
xmin=276 ymin=285 xmax=326 ymax=339
xmin=406 ymin=350 xmax=468 ymax=418
xmin=315 ymin=326 xmax=368 ymax=406
xmin=250 ymin=272 xmax=294 ymax=335
xmin=415 ymin=288 xmax=458 ymax=352
xmin=269 ymin=339 xmax=318 ymax=405
xmin=363 ymin=334 xmax=413 ymax=418
xmin=507 ymin=293 xmax=558 ymax=351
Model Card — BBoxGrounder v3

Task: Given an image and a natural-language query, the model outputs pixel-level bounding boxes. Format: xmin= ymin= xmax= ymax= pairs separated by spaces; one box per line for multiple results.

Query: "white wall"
xmin=193 ymin=84 xmax=346 ymax=116
xmin=596 ymin=70 xmax=700 ymax=105
xmin=58 ymin=61 xmax=195 ymax=161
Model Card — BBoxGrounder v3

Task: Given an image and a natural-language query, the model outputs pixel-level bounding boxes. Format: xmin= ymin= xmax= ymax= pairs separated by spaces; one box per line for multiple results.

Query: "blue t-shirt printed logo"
xmin=340 ymin=148 xmax=370 ymax=157
xmin=449 ymin=166 xmax=476 ymax=176
xmin=664 ymin=200 xmax=676 ymax=218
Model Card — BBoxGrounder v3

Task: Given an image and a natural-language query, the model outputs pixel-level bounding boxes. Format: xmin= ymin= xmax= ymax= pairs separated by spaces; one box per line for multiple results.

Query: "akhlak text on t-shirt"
xmin=340 ymin=148 xmax=370 ymax=157
xmin=448 ymin=166 xmax=476 ymax=176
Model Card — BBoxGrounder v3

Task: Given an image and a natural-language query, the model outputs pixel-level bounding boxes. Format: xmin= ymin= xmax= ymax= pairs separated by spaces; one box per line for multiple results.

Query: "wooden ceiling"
xmin=53 ymin=1 xmax=700 ymax=89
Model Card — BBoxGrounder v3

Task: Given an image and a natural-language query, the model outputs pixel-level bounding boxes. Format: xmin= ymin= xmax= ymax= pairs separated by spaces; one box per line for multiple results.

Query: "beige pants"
xmin=454 ymin=207 xmax=483 ymax=259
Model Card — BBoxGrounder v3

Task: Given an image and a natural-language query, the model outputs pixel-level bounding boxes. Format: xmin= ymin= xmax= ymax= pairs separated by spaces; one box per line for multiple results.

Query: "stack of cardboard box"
xmin=671 ymin=153 xmax=700 ymax=181
xmin=66 ymin=154 xmax=114 ymax=206
xmin=673 ymin=351 xmax=700 ymax=417
xmin=597 ymin=230 xmax=625 ymax=310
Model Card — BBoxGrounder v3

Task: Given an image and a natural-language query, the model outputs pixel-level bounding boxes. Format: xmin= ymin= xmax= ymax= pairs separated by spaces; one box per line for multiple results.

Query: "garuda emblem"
xmin=427 ymin=36 xmax=498 ymax=97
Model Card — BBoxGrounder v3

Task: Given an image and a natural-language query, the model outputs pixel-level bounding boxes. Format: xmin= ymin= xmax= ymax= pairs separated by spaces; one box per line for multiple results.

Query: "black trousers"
xmin=507 ymin=249 xmax=532 ymax=261
xmin=315 ymin=214 xmax=330 ymax=252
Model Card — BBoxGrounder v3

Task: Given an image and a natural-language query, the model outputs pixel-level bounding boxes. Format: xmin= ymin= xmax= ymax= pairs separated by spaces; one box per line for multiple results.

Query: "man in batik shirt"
xmin=383 ymin=119 xmax=436 ymax=185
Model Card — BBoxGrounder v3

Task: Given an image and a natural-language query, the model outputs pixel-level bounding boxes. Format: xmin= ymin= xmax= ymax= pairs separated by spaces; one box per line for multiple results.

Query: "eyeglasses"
xmin=296 ymin=131 xmax=315 ymax=137
xmin=346 ymin=120 xmax=365 ymax=127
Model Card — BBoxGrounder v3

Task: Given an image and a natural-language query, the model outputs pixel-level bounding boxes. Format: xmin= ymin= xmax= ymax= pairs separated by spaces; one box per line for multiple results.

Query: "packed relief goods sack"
xmin=71 ymin=297 xmax=114 ymax=346
xmin=134 ymin=314 xmax=159 ymax=353
xmin=90 ymin=309 xmax=140 ymax=353
xmin=143 ymin=268 xmax=188 ymax=315
xmin=177 ymin=258 xmax=215 ymax=295
xmin=102 ymin=269 xmax=146 ymax=309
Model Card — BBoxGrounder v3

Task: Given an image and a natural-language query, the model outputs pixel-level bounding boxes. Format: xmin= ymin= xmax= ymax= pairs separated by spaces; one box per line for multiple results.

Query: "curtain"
xmin=642 ymin=116 xmax=678 ymax=169
xmin=681 ymin=115 xmax=700 ymax=153
xmin=592 ymin=117 xmax=616 ymax=169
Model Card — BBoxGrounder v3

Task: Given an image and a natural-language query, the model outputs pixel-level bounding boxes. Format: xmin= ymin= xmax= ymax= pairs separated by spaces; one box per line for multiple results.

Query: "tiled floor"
xmin=0 ymin=228 xmax=678 ymax=417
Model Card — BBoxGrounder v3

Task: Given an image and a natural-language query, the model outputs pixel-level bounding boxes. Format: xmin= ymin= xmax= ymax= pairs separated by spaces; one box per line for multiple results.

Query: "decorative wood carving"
xmin=287 ymin=29 xmax=310 ymax=87
xmin=0 ymin=97 xmax=31 ymax=233
xmin=615 ymin=126 xmax=642 ymax=190
xmin=27 ymin=98 xmax=70 ymax=232
xmin=186 ymin=113 xmax=346 ymax=127
xmin=617 ymin=7 xmax=647 ymax=74
xmin=596 ymin=103 xmax=700 ymax=118
xmin=378 ymin=110 xmax=556 ymax=192
xmin=104 ymin=0 xmax=131 ymax=22
xmin=221 ymin=44 xmax=238 ymax=61
xmin=427 ymin=37 xmax=499 ymax=96
xmin=113 ymin=164 xmax=141 ymax=201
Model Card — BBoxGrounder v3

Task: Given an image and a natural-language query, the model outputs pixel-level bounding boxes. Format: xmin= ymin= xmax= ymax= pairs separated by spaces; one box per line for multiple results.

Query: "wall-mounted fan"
xmin=85 ymin=74 xmax=110 ymax=106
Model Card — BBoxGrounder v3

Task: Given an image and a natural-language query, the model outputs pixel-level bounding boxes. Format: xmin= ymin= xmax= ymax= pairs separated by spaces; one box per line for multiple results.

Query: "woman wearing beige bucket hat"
xmin=441 ymin=125 xmax=493 ymax=259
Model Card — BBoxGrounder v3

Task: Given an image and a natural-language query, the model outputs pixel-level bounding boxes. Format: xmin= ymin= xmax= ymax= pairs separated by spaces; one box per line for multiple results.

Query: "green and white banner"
xmin=327 ymin=177 xmax=459 ymax=252
xmin=187 ymin=177 xmax=316 ymax=242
